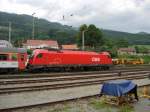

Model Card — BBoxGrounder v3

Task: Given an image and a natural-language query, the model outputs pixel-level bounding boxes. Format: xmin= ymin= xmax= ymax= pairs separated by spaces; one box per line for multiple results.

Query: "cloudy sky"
xmin=0 ymin=0 xmax=150 ymax=33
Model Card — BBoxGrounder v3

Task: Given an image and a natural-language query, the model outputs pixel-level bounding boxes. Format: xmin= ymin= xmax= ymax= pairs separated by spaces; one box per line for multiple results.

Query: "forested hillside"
xmin=0 ymin=11 xmax=150 ymax=45
xmin=0 ymin=11 xmax=77 ymax=44
xmin=102 ymin=30 xmax=150 ymax=45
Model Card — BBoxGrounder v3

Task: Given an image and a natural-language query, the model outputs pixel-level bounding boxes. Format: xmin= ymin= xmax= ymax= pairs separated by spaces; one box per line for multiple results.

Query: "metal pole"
xmin=82 ymin=30 xmax=85 ymax=50
xmin=32 ymin=16 xmax=35 ymax=39
xmin=8 ymin=22 xmax=11 ymax=43
xmin=32 ymin=13 xmax=35 ymax=39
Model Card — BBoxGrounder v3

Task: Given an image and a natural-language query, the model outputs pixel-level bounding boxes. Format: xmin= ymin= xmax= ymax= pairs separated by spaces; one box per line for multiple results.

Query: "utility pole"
xmin=32 ymin=12 xmax=36 ymax=39
xmin=8 ymin=22 xmax=11 ymax=43
xmin=82 ymin=30 xmax=85 ymax=50
xmin=82 ymin=30 xmax=87 ymax=50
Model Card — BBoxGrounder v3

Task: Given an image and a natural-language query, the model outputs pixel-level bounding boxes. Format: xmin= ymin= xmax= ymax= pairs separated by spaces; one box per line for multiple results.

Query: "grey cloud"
xmin=0 ymin=0 xmax=150 ymax=33
xmin=15 ymin=0 xmax=44 ymax=6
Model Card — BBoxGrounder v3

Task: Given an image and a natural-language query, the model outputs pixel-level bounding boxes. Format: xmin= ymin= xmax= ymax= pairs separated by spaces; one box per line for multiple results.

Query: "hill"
xmin=0 ymin=11 xmax=150 ymax=45
xmin=0 ymin=11 xmax=77 ymax=44
xmin=102 ymin=29 xmax=150 ymax=45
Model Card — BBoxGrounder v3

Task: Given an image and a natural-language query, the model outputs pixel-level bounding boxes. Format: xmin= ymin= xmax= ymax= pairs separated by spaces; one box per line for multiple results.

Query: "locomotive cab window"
xmin=37 ymin=53 xmax=43 ymax=58
xmin=0 ymin=54 xmax=8 ymax=61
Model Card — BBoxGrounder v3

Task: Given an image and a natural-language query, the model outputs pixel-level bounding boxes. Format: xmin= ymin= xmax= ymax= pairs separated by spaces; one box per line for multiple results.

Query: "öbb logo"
xmin=92 ymin=57 xmax=100 ymax=62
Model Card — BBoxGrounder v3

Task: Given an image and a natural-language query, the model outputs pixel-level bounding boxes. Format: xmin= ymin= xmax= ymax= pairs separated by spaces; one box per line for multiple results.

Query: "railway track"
xmin=0 ymin=68 xmax=149 ymax=94
xmin=0 ymin=70 xmax=149 ymax=84
xmin=0 ymin=65 xmax=150 ymax=79
xmin=0 ymin=64 xmax=150 ymax=75
xmin=0 ymin=65 xmax=150 ymax=111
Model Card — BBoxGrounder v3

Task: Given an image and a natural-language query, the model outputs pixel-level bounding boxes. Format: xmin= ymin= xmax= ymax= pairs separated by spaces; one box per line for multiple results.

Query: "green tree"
xmin=110 ymin=46 xmax=118 ymax=57
xmin=115 ymin=39 xmax=129 ymax=48
xmin=48 ymin=29 xmax=57 ymax=37
xmin=13 ymin=39 xmax=23 ymax=47
xmin=139 ymin=46 xmax=149 ymax=54
xmin=104 ymin=39 xmax=115 ymax=49
xmin=79 ymin=24 xmax=88 ymax=31
xmin=135 ymin=46 xmax=139 ymax=53
xmin=87 ymin=24 xmax=103 ymax=47
xmin=76 ymin=24 xmax=103 ymax=49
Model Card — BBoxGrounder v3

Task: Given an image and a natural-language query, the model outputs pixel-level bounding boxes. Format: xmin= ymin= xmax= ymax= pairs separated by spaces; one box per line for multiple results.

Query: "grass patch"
xmin=118 ymin=105 xmax=134 ymax=112
xmin=130 ymin=45 xmax=150 ymax=49
xmin=106 ymin=107 xmax=113 ymax=112
xmin=48 ymin=105 xmax=71 ymax=112
xmin=89 ymin=99 xmax=113 ymax=112
xmin=89 ymin=98 xmax=108 ymax=109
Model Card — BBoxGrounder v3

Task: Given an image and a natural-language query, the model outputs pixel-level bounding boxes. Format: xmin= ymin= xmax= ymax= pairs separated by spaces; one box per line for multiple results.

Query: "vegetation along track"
xmin=0 ymin=66 xmax=150 ymax=94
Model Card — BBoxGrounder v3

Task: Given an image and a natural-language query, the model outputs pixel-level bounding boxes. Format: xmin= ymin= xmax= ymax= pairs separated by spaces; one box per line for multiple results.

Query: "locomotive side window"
xmin=0 ymin=54 xmax=8 ymax=61
xmin=37 ymin=53 xmax=43 ymax=58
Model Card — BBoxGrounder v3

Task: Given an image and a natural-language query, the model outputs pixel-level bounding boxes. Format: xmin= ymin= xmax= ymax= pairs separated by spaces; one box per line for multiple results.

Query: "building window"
xmin=0 ymin=54 xmax=8 ymax=61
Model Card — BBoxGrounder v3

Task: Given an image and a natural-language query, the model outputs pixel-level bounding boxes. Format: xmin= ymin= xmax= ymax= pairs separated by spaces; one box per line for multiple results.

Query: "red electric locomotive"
xmin=0 ymin=48 xmax=27 ymax=72
xmin=28 ymin=49 xmax=112 ymax=70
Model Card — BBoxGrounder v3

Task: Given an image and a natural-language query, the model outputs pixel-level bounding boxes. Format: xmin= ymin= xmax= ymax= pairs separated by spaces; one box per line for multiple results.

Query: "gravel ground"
xmin=8 ymin=97 xmax=150 ymax=112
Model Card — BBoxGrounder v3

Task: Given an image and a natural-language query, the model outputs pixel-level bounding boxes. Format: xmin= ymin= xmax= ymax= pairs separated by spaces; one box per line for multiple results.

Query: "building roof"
xmin=62 ymin=44 xmax=78 ymax=50
xmin=0 ymin=40 xmax=13 ymax=48
xmin=118 ymin=48 xmax=136 ymax=52
xmin=23 ymin=40 xmax=59 ymax=48
xmin=26 ymin=40 xmax=58 ymax=46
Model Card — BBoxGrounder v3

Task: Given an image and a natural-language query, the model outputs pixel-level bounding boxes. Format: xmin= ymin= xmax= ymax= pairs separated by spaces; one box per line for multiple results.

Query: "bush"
xmin=27 ymin=49 xmax=33 ymax=55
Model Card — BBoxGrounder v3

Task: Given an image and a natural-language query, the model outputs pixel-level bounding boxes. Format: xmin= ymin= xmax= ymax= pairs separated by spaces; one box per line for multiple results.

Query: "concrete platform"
xmin=0 ymin=78 xmax=150 ymax=110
